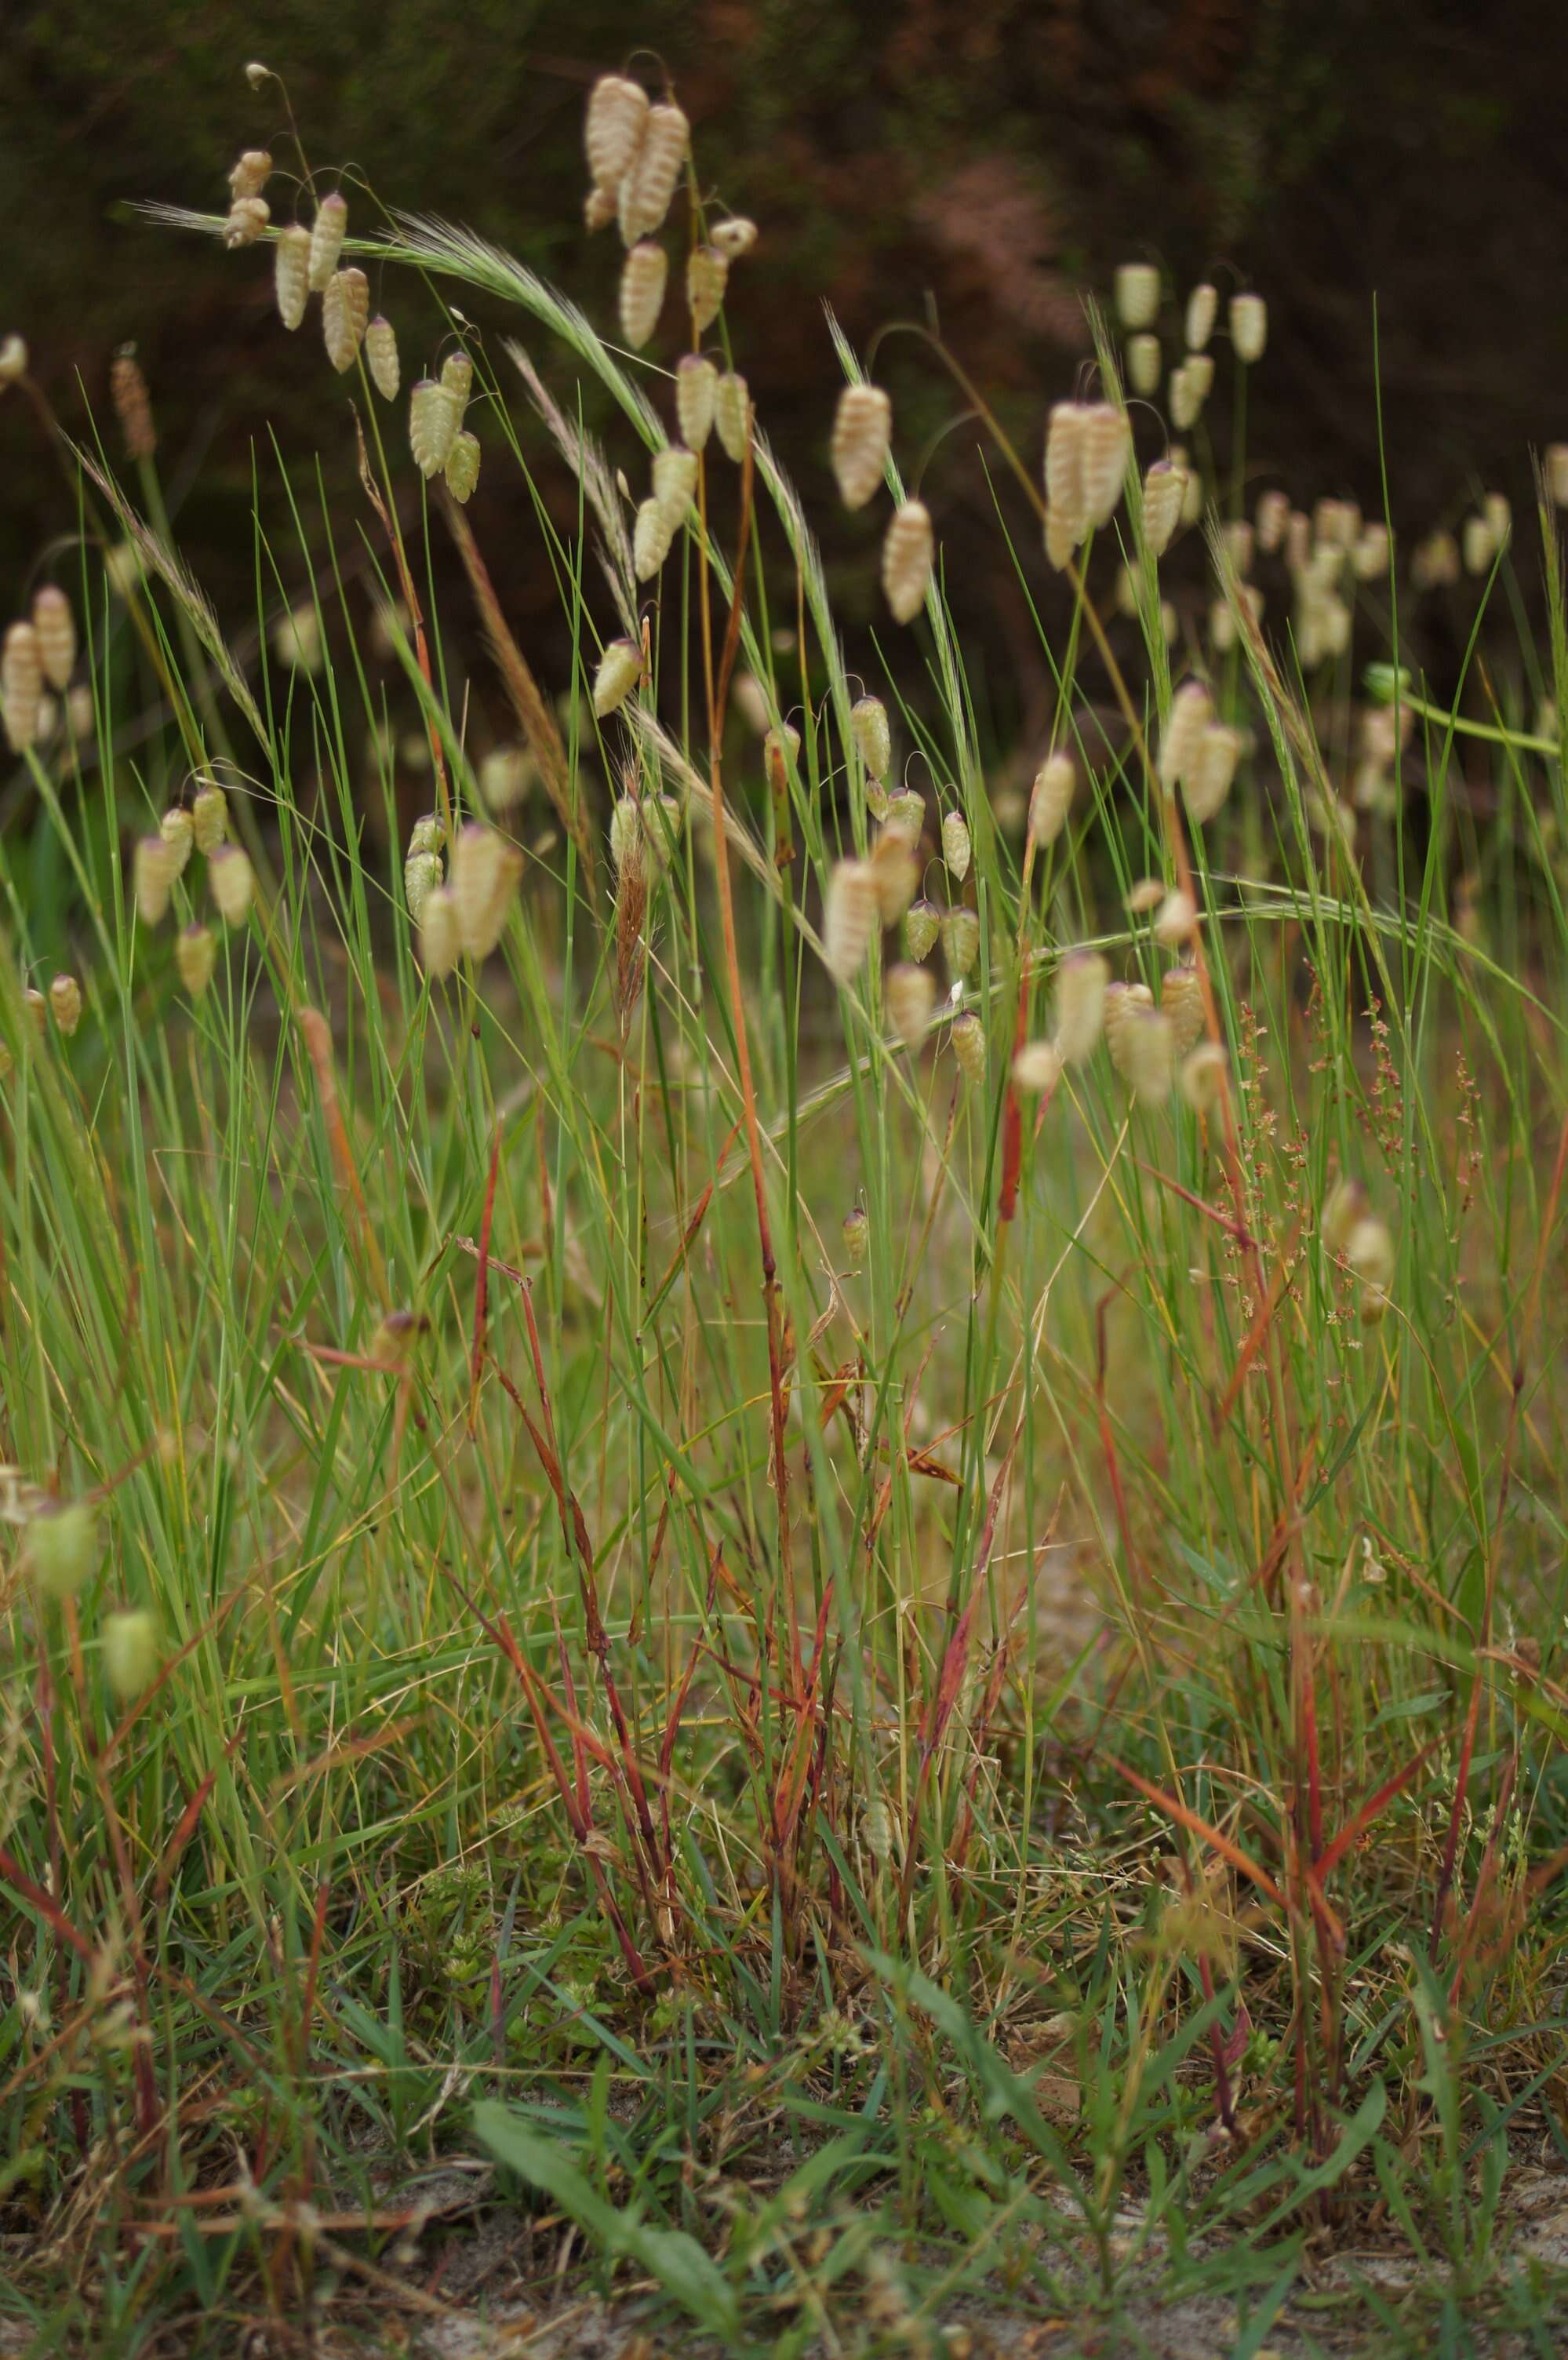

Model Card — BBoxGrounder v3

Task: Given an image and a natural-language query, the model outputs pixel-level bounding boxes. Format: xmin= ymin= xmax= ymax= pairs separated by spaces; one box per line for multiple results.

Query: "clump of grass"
xmin=1 ymin=48 xmax=1567 ymax=2359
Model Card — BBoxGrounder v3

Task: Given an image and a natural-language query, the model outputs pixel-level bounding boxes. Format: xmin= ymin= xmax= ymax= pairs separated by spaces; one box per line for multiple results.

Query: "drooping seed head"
xmin=1353 ymin=522 xmax=1390 ymax=580
xmin=883 ymin=789 xmax=926 ymax=845
xmin=1120 ymin=1004 xmax=1175 ymax=1103
xmin=1026 ymin=752 xmax=1073 ymax=849
xmin=950 ymin=1009 xmax=986 ymax=1081
xmin=1229 ymin=291 xmax=1268 ymax=363
xmin=1050 ymin=952 xmax=1107 ymax=1067
xmin=1321 ymin=1178 xmax=1368 ymax=1255
xmin=438 ymin=351 xmax=474 ymax=424
xmin=419 ymin=883 xmax=460 ymax=978
xmin=882 ymin=500 xmax=933 ymax=624
xmin=1126 ymin=876 xmax=1164 ymax=916
xmin=904 ymin=898 xmax=940 ymax=962
xmin=1180 ymin=1040 xmax=1228 ymax=1112
xmin=1126 ymin=333 xmax=1162 ymax=395
xmin=584 ymin=185 xmax=617 ymax=233
xmin=633 ymin=496 xmax=676 ymax=580
xmin=940 ymin=904 xmax=980 ymax=985
xmin=941 ymin=809 xmax=972 ymax=882
xmin=1344 ymin=1215 xmax=1395 ymax=1320
xmin=714 ymin=370 xmax=751 ymax=462
xmin=584 ymin=74 xmax=649 ymax=192
xmin=133 ymin=834 xmax=177 ymax=925
xmin=176 ymin=923 xmax=216 ymax=996
xmin=1044 ymin=401 xmax=1089 ymax=537
xmin=2 ymin=621 xmax=43 ymax=752
xmin=1184 ymin=282 xmax=1217 ymax=351
xmin=1114 ymin=261 xmax=1160 ymax=330
xmin=593 ymin=638 xmax=644 ymax=718
xmin=1221 ymin=519 xmax=1254 ymax=579
xmin=1185 ymin=351 xmax=1215 ymax=402
xmin=1461 ymin=515 xmax=1492 ymax=576
xmin=275 ymin=226 xmax=311 ymax=330
xmin=675 ymin=355 xmax=717 ymax=450
xmin=619 ymin=241 xmax=668 ymax=348
xmin=158 ymin=807 xmax=195 ymax=876
xmin=450 ymin=825 xmax=524 ymax=959
xmin=32 ymin=586 xmax=75 ymax=690
xmin=1102 ymin=978 xmax=1152 ymax=1073
xmin=192 ymin=782 xmax=229 ymax=854
xmin=831 ymin=383 xmax=893 ymax=511
xmin=1079 ymin=403 xmax=1130 ymax=526
xmin=869 ymin=831 xmax=919 ymax=925
xmin=24 ymin=989 xmax=46 ymax=1039
xmin=272 ymin=602 xmax=322 ymax=674
xmin=478 ymin=748 xmax=531 ymax=812
xmin=842 ymin=1205 xmax=869 ymax=1269
xmin=886 ymin=960 xmax=937 ymax=1051
xmin=104 ymin=1608 xmax=160 ymax=1699
xmin=1140 ymin=460 xmax=1183 ymax=559
xmin=322 ymin=267 xmax=369 ymax=373
xmin=26 ymin=1500 xmax=100 ymax=1601
xmin=365 ymin=315 xmax=399 ymax=400
xmin=49 ymin=974 xmax=82 ymax=1035
xmin=822 ymin=858 xmax=880 ymax=985
xmin=1160 ymin=963 xmax=1205 ymax=1054
xmin=307 ymin=193 xmax=347 ymax=290
xmin=223 ymin=197 xmax=271 ymax=249
xmin=208 ymin=843 xmax=253 ymax=926
xmin=710 ymin=215 xmax=758 ymax=259
xmin=409 ymin=380 xmax=460 ymax=478
xmin=1254 ymin=488 xmax=1289 ymax=552
xmin=620 ymin=100 xmax=688 ymax=240
xmin=228 ymin=148 xmax=272 ymax=200
xmin=1186 ymin=723 xmax=1241 ymax=824
xmin=1152 ymin=888 xmax=1196 ymax=947
xmin=1159 ymin=679 xmax=1213 ymax=790
xmin=445 ymin=429 xmax=482 ymax=504
xmin=850 ymin=695 xmax=891 ymax=782
xmin=686 ymin=244 xmax=728 ymax=334
xmin=1013 ymin=1039 xmax=1062 ymax=1095
xmin=404 ymin=849 xmax=442 ymax=924
xmin=652 ymin=442 xmax=699 ymax=523
xmin=1169 ymin=361 xmax=1202 ymax=431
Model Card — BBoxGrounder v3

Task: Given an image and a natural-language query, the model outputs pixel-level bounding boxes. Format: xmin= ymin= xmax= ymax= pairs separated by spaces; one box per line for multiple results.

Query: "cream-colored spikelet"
xmin=229 ymin=149 xmax=271 ymax=199
xmin=1344 ymin=1214 xmax=1395 ymax=1321
xmin=1053 ymin=949 xmax=1108 ymax=1062
xmin=714 ymin=371 xmax=751 ymax=461
xmin=307 ymin=193 xmax=347 ymax=291
xmin=1320 ymin=1177 xmax=1367 ymax=1257
xmin=620 ymin=101 xmax=688 ymax=241
xmin=620 ymin=241 xmax=668 ymax=348
xmin=1141 ymin=459 xmax=1184 ymax=558
xmin=1081 ymin=403 xmax=1131 ymax=528
xmin=224 ymin=198 xmax=270 ymax=249
xmin=1045 ymin=401 xmax=1089 ymax=539
xmin=104 ymin=1608 xmax=160 ymax=1700
xmin=1102 ymin=978 xmax=1152 ymax=1076
xmin=176 ymin=923 xmax=216 ymax=996
xmin=1229 ymin=292 xmax=1267 ymax=362
xmin=869 ymin=831 xmax=919 ymax=925
xmin=2 ymin=622 xmax=42 ymax=753
xmin=594 ymin=637 xmax=644 ymax=717
xmin=675 ymin=355 xmax=717 ymax=450
xmin=882 ymin=501 xmax=933 ymax=623
xmin=1180 ymin=1040 xmax=1227 ymax=1112
xmin=1184 ymin=282 xmax=1217 ymax=351
xmin=1013 ymin=1039 xmax=1061 ymax=1094
xmin=1254 ymin=488 xmax=1289 ymax=552
xmin=1353 ymin=522 xmax=1390 ymax=579
xmin=24 ymin=989 xmax=46 ymax=1040
xmin=440 ymin=350 xmax=474 ymax=421
xmin=823 ymin=858 xmax=880 ymax=985
xmin=1044 ymin=508 xmax=1080 ymax=572
xmin=904 ymin=898 xmax=940 ymax=962
xmin=1159 ymin=679 xmax=1213 ymax=789
xmin=365 ymin=315 xmax=399 ymax=400
xmin=160 ymin=807 xmax=195 ymax=876
xmin=584 ymin=186 xmax=617 ymax=233
xmin=404 ymin=847 xmax=441 ymax=924
xmin=1461 ymin=514 xmax=1493 ymax=576
xmin=831 ymin=384 xmax=893 ymax=511
xmin=1160 ymin=963 xmax=1204 ymax=1054
xmin=1126 ymin=876 xmax=1164 ymax=916
xmin=31 ymin=586 xmax=75 ymax=692
xmin=1545 ymin=446 xmax=1568 ymax=507
xmin=1120 ymin=1004 xmax=1175 ymax=1103
xmin=1186 ymin=723 xmax=1241 ymax=824
xmin=1285 ymin=509 xmax=1312 ymax=573
xmin=192 ymin=781 xmax=228 ymax=854
xmin=950 ymin=1009 xmax=986 ymax=1081
xmin=941 ymin=809 xmax=972 ymax=882
xmin=1126 ymin=334 xmax=1161 ymax=395
xmin=883 ymin=789 xmax=925 ymax=845
xmin=1115 ymin=262 xmax=1160 ymax=330
xmin=841 ymin=1205 xmax=868 ymax=1269
xmin=322 ymin=268 xmax=369 ymax=372
xmin=634 ymin=497 xmax=676 ymax=581
xmin=134 ymin=834 xmax=178 ymax=925
xmin=851 ymin=695 xmax=891 ymax=782
xmin=419 ymin=884 xmax=460 ymax=978
xmin=450 ymin=823 xmax=523 ymax=959
xmin=711 ymin=216 xmax=758 ymax=259
xmin=0 ymin=333 xmax=26 ymax=385
xmin=478 ymin=748 xmax=530 ymax=810
xmin=653 ymin=442 xmax=699 ymax=523
xmin=275 ymin=227 xmax=311 ymax=330
xmin=409 ymin=381 xmax=460 ymax=479
xmin=1168 ymin=362 xmax=1202 ymax=432
xmin=208 ymin=843 xmax=253 ymax=926
xmin=584 ymin=74 xmax=649 ymax=192
xmin=445 ymin=430 xmax=482 ymax=504
xmin=686 ymin=245 xmax=728 ymax=334
xmin=49 ymin=974 xmax=82 ymax=1035
xmin=886 ymin=960 xmax=937 ymax=1051
xmin=1028 ymin=751 xmax=1074 ymax=849
xmin=1152 ymin=888 xmax=1196 ymax=947
xmin=940 ymin=904 xmax=980 ymax=985
xmin=1222 ymin=519 xmax=1254 ymax=578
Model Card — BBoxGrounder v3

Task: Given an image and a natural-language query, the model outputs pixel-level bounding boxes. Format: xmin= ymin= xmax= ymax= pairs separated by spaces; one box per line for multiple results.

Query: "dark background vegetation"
xmin=4 ymin=0 xmax=1568 ymax=749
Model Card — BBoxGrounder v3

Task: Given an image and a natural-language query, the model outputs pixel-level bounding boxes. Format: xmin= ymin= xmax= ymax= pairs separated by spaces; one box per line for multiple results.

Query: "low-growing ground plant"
xmin=2 ymin=48 xmax=1568 ymax=2359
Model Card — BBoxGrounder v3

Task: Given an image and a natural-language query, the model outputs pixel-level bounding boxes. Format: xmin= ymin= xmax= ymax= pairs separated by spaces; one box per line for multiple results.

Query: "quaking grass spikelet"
xmin=49 ymin=974 xmax=82 ymax=1036
xmin=275 ymin=227 xmax=311 ymax=330
xmin=941 ymin=809 xmax=971 ymax=882
xmin=1013 ymin=1040 xmax=1060 ymax=1094
xmin=851 ymin=695 xmax=891 ymax=782
xmin=869 ymin=831 xmax=919 ymax=924
xmin=192 ymin=781 xmax=228 ymax=854
xmin=1142 ymin=459 xmax=1184 ymax=557
xmin=634 ymin=497 xmax=676 ymax=580
xmin=1115 ymin=261 xmax=1160 ymax=329
xmin=904 ymin=898 xmax=940 ymax=962
xmin=1185 ymin=282 xmax=1217 ymax=350
xmin=32 ymin=587 xmax=75 ymax=690
xmin=134 ymin=835 xmax=178 ymax=926
xmin=322 ymin=268 xmax=369 ymax=372
xmin=822 ymin=859 xmax=879 ymax=985
xmin=208 ymin=843 xmax=253 ymax=926
xmin=711 ymin=216 xmax=758 ymax=258
xmin=676 ymin=355 xmax=717 ymax=450
xmin=1126 ymin=334 xmax=1161 ymax=395
xmin=1230 ymin=291 xmax=1268 ymax=362
xmin=714 ymin=371 xmax=751 ymax=461
xmin=445 ymin=430 xmax=481 ymax=503
xmin=831 ymin=384 xmax=893 ymax=511
xmin=1053 ymin=950 xmax=1108 ymax=1062
xmin=1180 ymin=1040 xmax=1227 ymax=1111
xmin=620 ymin=241 xmax=668 ymax=348
xmin=1028 ymin=752 xmax=1074 ymax=848
xmin=176 ymin=924 xmax=216 ymax=996
xmin=686 ymin=245 xmax=727 ymax=333
xmin=365 ymin=315 xmax=399 ymax=399
xmin=1081 ymin=405 xmax=1130 ymax=529
xmin=26 ymin=1502 xmax=100 ymax=1602
xmin=882 ymin=501 xmax=933 ymax=622
xmin=951 ymin=1009 xmax=985 ymax=1080
xmin=409 ymin=380 xmax=460 ymax=478
xmin=620 ymin=101 xmax=688 ymax=241
xmin=2 ymin=622 xmax=42 ymax=752
xmin=1159 ymin=680 xmax=1213 ymax=790
xmin=593 ymin=638 xmax=644 ymax=717
xmin=1186 ymin=723 xmax=1240 ymax=823
xmin=652 ymin=442 xmax=698 ymax=523
xmin=419 ymin=884 xmax=460 ymax=978
xmin=886 ymin=960 xmax=937 ymax=1050
xmin=940 ymin=904 xmax=979 ymax=984
xmin=1160 ymin=963 xmax=1204 ymax=1054
xmin=584 ymin=74 xmax=649 ymax=193
xmin=160 ymin=807 xmax=195 ymax=874
xmin=450 ymin=824 xmax=523 ymax=959
xmin=104 ymin=1610 xmax=160 ymax=1699
xmin=307 ymin=193 xmax=347 ymax=291
xmin=228 ymin=149 xmax=271 ymax=199
xmin=1119 ymin=1004 xmax=1175 ymax=1104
